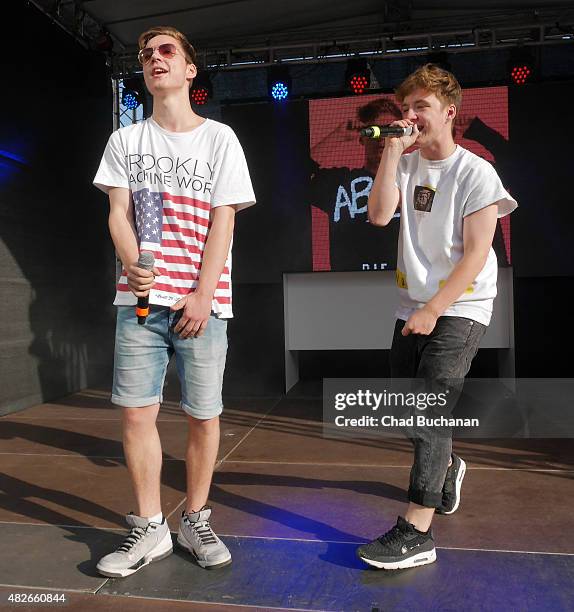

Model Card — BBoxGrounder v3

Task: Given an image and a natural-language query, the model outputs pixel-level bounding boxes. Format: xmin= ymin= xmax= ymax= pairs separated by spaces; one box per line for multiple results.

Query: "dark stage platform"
xmin=1 ymin=388 xmax=573 ymax=611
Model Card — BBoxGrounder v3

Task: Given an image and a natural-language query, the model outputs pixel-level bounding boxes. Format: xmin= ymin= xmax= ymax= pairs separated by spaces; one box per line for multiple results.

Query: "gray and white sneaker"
xmin=177 ymin=506 xmax=231 ymax=569
xmin=97 ymin=513 xmax=173 ymax=578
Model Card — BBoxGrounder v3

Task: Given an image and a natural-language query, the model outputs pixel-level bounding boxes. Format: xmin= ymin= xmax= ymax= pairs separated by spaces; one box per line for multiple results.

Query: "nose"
xmin=150 ymin=47 xmax=164 ymax=62
xmin=404 ymin=108 xmax=418 ymax=121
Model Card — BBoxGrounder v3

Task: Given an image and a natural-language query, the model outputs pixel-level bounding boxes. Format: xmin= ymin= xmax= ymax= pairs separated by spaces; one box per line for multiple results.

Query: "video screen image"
xmin=309 ymin=87 xmax=511 ymax=272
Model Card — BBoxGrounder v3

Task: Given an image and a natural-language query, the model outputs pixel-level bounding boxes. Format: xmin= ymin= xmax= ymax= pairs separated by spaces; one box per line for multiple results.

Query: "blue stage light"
xmin=121 ymin=77 xmax=144 ymax=110
xmin=271 ymin=81 xmax=289 ymax=100
xmin=122 ymin=90 xmax=140 ymax=109
xmin=267 ymin=66 xmax=291 ymax=101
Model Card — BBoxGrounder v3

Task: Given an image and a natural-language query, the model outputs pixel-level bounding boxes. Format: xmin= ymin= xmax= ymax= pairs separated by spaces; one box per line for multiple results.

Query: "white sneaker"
xmin=177 ymin=506 xmax=231 ymax=569
xmin=97 ymin=513 xmax=173 ymax=577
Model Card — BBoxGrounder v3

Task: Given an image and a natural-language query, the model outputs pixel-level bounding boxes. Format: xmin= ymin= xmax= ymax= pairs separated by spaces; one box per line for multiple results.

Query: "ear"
xmin=446 ymin=104 xmax=457 ymax=123
xmin=186 ymin=62 xmax=198 ymax=83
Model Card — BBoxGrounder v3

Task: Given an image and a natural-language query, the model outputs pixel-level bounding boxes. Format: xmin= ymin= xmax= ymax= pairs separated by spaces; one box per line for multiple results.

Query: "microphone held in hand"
xmin=135 ymin=251 xmax=155 ymax=325
xmin=360 ymin=124 xmax=415 ymax=139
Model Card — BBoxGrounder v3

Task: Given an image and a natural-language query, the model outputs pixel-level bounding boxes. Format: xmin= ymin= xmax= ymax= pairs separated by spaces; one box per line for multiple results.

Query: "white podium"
xmin=283 ymin=268 xmax=515 ymax=392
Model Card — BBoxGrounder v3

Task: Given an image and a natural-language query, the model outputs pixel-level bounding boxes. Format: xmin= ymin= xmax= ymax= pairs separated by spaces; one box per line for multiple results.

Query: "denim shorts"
xmin=112 ymin=306 xmax=228 ymax=419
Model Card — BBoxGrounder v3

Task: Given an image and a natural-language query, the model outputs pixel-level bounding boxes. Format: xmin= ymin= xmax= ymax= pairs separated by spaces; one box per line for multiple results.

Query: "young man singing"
xmin=357 ymin=64 xmax=516 ymax=570
xmin=93 ymin=26 xmax=255 ymax=577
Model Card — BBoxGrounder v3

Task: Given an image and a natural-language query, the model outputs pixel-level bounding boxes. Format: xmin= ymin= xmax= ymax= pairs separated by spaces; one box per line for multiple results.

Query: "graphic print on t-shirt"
xmin=128 ymin=187 xmax=221 ymax=300
xmin=413 ymin=185 xmax=436 ymax=212
xmin=93 ymin=118 xmax=256 ymax=317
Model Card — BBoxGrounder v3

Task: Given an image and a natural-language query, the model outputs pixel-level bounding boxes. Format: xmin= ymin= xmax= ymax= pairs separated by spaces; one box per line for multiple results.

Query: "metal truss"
xmin=27 ymin=0 xmax=125 ymax=52
xmin=112 ymin=79 xmax=144 ymax=130
xmin=27 ymin=1 xmax=574 ymax=78
xmin=111 ymin=19 xmax=574 ymax=76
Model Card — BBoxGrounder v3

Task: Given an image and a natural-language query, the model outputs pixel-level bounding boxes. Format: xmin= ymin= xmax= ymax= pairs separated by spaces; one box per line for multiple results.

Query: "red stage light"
xmin=350 ymin=74 xmax=369 ymax=95
xmin=345 ymin=59 xmax=370 ymax=95
xmin=191 ymin=86 xmax=210 ymax=105
xmin=510 ymin=64 xmax=532 ymax=85
xmin=508 ymin=48 xmax=535 ymax=86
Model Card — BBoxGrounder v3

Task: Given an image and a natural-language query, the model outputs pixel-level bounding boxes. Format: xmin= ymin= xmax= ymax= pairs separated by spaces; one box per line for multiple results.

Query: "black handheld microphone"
xmin=135 ymin=251 xmax=155 ymax=325
xmin=360 ymin=124 xmax=415 ymax=139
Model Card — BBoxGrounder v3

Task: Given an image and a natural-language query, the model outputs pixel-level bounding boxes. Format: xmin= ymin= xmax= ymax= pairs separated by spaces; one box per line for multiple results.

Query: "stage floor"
xmin=1 ymin=386 xmax=573 ymax=611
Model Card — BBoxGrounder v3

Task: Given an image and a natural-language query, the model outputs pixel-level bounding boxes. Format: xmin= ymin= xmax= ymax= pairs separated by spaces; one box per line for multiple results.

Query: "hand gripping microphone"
xmin=135 ymin=251 xmax=155 ymax=325
xmin=360 ymin=124 xmax=415 ymax=139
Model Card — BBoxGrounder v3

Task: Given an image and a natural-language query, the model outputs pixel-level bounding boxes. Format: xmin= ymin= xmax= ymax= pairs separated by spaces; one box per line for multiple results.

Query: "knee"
xmin=187 ymin=414 xmax=219 ymax=432
xmin=123 ymin=405 xmax=159 ymax=429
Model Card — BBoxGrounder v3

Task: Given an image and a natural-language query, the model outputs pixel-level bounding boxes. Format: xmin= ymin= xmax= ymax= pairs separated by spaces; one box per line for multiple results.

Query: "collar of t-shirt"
xmin=417 ymin=144 xmax=461 ymax=171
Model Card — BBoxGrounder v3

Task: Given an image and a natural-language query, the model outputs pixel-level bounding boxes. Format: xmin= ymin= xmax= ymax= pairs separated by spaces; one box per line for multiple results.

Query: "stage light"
xmin=122 ymin=77 xmax=144 ymax=109
xmin=267 ymin=66 xmax=291 ymax=101
xmin=94 ymin=29 xmax=113 ymax=53
xmin=190 ymin=72 xmax=213 ymax=106
xmin=345 ymin=59 xmax=370 ymax=95
xmin=509 ymin=49 xmax=534 ymax=85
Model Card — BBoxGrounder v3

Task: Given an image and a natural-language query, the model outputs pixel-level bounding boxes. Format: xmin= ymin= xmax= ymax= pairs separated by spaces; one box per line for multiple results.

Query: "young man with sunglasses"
xmin=356 ymin=64 xmax=516 ymax=570
xmin=93 ymin=26 xmax=255 ymax=577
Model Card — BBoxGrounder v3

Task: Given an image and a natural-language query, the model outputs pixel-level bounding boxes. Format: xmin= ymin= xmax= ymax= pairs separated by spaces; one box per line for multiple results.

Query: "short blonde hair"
xmin=396 ymin=63 xmax=462 ymax=110
xmin=138 ymin=26 xmax=197 ymax=65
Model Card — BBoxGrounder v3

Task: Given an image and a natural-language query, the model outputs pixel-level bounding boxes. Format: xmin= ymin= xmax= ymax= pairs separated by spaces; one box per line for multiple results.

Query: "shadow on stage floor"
xmin=1 ymin=385 xmax=573 ymax=611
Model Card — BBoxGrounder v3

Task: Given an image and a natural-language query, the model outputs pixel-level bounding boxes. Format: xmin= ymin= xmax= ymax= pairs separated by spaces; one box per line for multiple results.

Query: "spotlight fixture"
xmin=94 ymin=29 xmax=113 ymax=53
xmin=267 ymin=65 xmax=291 ymax=101
xmin=122 ymin=77 xmax=144 ymax=110
xmin=345 ymin=58 xmax=370 ymax=95
xmin=190 ymin=71 xmax=213 ymax=106
xmin=509 ymin=48 xmax=535 ymax=85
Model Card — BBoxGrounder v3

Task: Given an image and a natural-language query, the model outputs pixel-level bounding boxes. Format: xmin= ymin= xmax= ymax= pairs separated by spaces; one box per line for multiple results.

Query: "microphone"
xmin=360 ymin=125 xmax=415 ymax=139
xmin=135 ymin=251 xmax=155 ymax=325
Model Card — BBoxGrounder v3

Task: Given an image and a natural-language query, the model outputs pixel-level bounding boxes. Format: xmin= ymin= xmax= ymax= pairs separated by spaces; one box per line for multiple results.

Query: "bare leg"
xmin=405 ymin=503 xmax=435 ymax=533
xmin=122 ymin=404 xmax=162 ymax=517
xmin=185 ymin=415 xmax=220 ymax=513
xmin=404 ymin=456 xmax=452 ymax=531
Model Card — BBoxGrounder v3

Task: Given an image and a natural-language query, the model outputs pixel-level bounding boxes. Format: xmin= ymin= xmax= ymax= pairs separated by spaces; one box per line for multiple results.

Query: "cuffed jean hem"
xmin=407 ymin=488 xmax=443 ymax=509
xmin=111 ymin=394 xmax=163 ymax=408
xmin=181 ymin=401 xmax=223 ymax=420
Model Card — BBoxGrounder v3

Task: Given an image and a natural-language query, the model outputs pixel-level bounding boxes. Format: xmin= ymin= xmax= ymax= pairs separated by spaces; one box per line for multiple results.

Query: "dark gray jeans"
xmin=390 ymin=316 xmax=487 ymax=508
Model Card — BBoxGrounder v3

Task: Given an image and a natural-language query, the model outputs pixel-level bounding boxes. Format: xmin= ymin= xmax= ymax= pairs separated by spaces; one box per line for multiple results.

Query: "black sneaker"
xmin=436 ymin=453 xmax=466 ymax=515
xmin=356 ymin=516 xmax=436 ymax=570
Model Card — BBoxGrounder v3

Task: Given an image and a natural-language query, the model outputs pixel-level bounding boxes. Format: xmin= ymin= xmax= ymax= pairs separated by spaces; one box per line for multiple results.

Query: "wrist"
xmin=383 ymin=140 xmax=405 ymax=157
xmin=423 ymin=303 xmax=441 ymax=318
xmin=194 ymin=287 xmax=214 ymax=300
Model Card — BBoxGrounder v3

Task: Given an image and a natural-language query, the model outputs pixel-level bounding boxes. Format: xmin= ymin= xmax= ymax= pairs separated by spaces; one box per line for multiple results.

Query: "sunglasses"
xmin=138 ymin=43 xmax=180 ymax=65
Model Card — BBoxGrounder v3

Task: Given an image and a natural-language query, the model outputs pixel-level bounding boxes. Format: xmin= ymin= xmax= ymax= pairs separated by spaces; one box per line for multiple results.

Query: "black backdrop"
xmin=1 ymin=1 xmax=573 ymax=411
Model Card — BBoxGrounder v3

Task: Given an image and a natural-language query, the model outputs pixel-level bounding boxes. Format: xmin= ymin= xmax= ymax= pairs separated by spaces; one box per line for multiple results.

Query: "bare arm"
xmin=367 ymin=144 xmax=402 ymax=226
xmin=172 ymin=205 xmax=236 ymax=338
xmin=311 ymin=120 xmax=359 ymax=163
xmin=108 ymin=187 xmax=139 ymax=269
xmin=368 ymin=120 xmax=420 ymax=226
xmin=108 ymin=187 xmax=157 ymax=297
xmin=403 ymin=203 xmax=499 ymax=335
xmin=197 ymin=205 xmax=235 ymax=299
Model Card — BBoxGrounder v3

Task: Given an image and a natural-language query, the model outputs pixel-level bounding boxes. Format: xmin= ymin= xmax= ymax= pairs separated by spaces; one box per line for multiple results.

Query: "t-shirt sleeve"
xmin=463 ymin=160 xmax=517 ymax=218
xmin=210 ymin=127 xmax=256 ymax=211
xmin=93 ymin=130 xmax=129 ymax=193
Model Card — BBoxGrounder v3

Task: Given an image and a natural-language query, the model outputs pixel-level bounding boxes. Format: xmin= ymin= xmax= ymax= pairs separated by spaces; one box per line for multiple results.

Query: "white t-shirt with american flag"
xmin=93 ymin=117 xmax=255 ymax=318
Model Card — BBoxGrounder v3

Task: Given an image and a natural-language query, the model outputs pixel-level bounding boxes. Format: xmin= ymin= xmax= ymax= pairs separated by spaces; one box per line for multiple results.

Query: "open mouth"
xmin=151 ymin=67 xmax=168 ymax=76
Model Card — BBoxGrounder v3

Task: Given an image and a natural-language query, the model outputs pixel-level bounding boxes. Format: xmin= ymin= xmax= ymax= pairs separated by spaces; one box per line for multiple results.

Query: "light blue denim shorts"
xmin=112 ymin=306 xmax=227 ymax=419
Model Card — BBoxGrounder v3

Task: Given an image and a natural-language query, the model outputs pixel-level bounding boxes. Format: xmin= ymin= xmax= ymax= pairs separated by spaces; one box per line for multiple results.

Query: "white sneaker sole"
xmin=177 ymin=534 xmax=232 ymax=569
xmin=97 ymin=529 xmax=173 ymax=578
xmin=359 ymin=547 xmax=437 ymax=570
xmin=443 ymin=458 xmax=466 ymax=515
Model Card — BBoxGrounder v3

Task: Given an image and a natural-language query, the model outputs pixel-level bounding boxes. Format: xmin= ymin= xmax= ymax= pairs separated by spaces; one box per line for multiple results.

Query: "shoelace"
xmin=185 ymin=518 xmax=218 ymax=545
xmin=377 ymin=525 xmax=405 ymax=547
xmin=117 ymin=526 xmax=148 ymax=553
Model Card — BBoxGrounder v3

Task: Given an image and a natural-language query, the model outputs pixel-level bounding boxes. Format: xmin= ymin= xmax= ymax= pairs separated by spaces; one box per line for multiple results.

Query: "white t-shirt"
xmin=93 ymin=117 xmax=255 ymax=318
xmin=395 ymin=145 xmax=517 ymax=326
